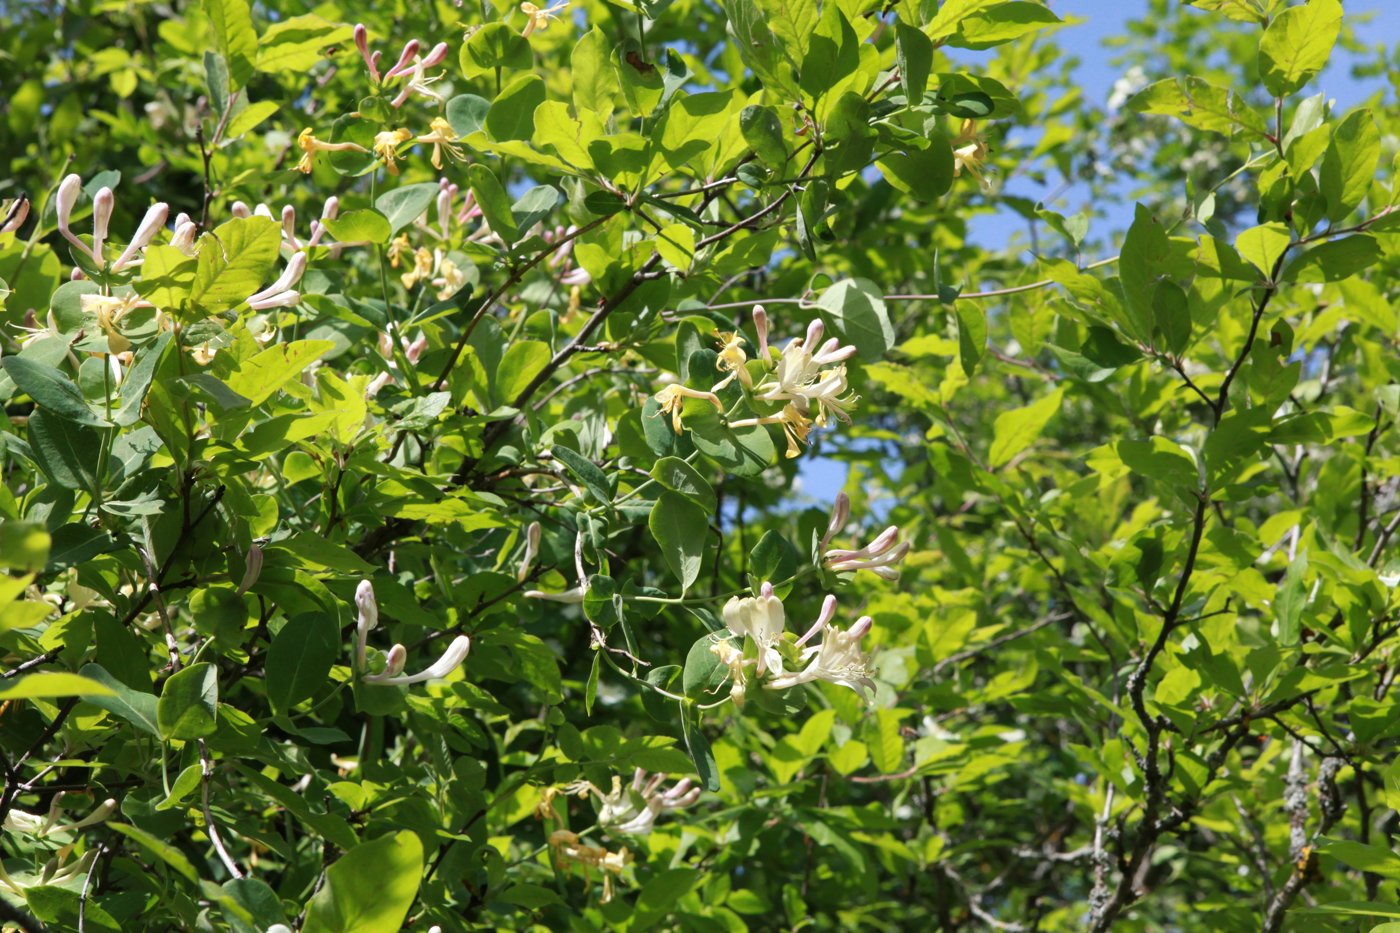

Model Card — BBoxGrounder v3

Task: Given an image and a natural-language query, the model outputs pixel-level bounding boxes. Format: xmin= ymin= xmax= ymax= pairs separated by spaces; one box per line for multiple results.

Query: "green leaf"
xmin=749 ymin=530 xmax=798 ymax=588
xmin=1315 ymin=838 xmax=1400 ymax=882
xmin=0 ymin=522 xmax=49 ymax=574
xmin=740 ymin=105 xmax=787 ymax=167
xmin=681 ymin=711 xmax=720 ymax=791
xmin=650 ymin=491 xmax=708 ymax=592
xmin=136 ymin=245 xmax=197 ymax=312
xmin=867 ymin=708 xmax=904 ymax=773
xmin=26 ymin=409 xmax=101 ymax=492
xmin=267 ymin=614 xmax=339 ymax=715
xmin=155 ymin=763 xmax=204 ymax=811
xmin=896 ymin=21 xmax=933 ymax=101
xmin=487 ymin=74 xmax=546 ymax=143
xmin=1118 ymin=203 xmax=1175 ymax=340
xmin=107 ymin=822 xmax=200 ymax=883
xmin=572 ymin=27 xmax=618 ymax=118
xmin=115 ymin=332 xmax=172 ymax=427
xmin=650 ymin=457 xmax=715 ymax=512
xmin=816 ymin=278 xmax=894 ymax=360
xmin=683 ymin=634 xmax=728 ymax=699
xmin=988 ymin=387 xmax=1065 ymax=469
xmin=191 ymin=216 xmax=282 ymax=315
xmin=1257 ymin=0 xmax=1342 ymax=96
xmin=496 ymin=339 xmax=551 ymax=406
xmin=446 ymin=94 xmax=490 ymax=138
xmin=2 ymin=356 xmax=109 ymax=427
xmin=157 ymin=662 xmax=219 ymax=740
xmin=0 ymin=671 xmax=115 ymax=700
xmin=322 ymin=209 xmax=391 ymax=246
xmin=1154 ymin=666 xmax=1201 ymax=705
xmin=374 ymin=183 xmax=439 ymax=236
xmin=952 ymin=1 xmax=1061 ymax=50
xmin=203 ymin=0 xmax=256 ymax=88
xmin=955 ymin=303 xmax=986 ymax=376
xmin=466 ymin=164 xmax=519 ymax=245
xmin=255 ymin=15 xmax=351 ymax=73
xmin=79 ymin=663 xmax=161 ymax=736
xmin=224 ymin=340 xmax=335 ymax=407
xmin=1235 ymin=222 xmax=1292 ymax=276
xmin=303 ymin=832 xmax=424 ymax=933
xmin=656 ymin=223 xmax=696 ymax=271
xmin=552 ymin=444 xmax=612 ymax=504
xmin=1153 ymin=279 xmax=1193 ymax=356
xmin=876 ymin=139 xmax=954 ymax=202
xmin=1274 ymin=551 xmax=1307 ymax=647
xmin=460 ymin=22 xmax=532 ymax=78
xmin=1320 ymin=109 xmax=1381 ymax=224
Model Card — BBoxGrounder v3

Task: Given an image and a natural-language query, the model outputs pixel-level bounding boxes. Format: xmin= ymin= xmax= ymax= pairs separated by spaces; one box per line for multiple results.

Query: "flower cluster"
xmin=714 ymin=584 xmax=878 ymax=705
xmin=353 ymin=580 xmax=471 ymax=687
xmin=567 ymin=769 xmax=702 ymax=837
xmin=821 ymin=492 xmax=911 ymax=581
xmin=54 ymin=173 xmax=167 ymax=274
xmin=548 ymin=830 xmax=630 ymax=903
xmin=652 ymin=306 xmax=859 ymax=459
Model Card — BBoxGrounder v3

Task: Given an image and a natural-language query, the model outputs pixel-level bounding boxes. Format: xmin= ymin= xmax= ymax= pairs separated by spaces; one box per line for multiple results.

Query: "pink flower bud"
xmin=385 ymin=39 xmax=419 ymax=79
xmin=804 ymin=318 xmax=824 ymax=349
xmin=230 ymin=201 xmax=252 ymax=218
xmin=421 ymin=42 xmax=449 ymax=69
xmin=848 ymin=616 xmax=873 ymax=640
xmin=752 ymin=304 xmax=769 ymax=358
xmin=382 ymin=643 xmax=407 ymax=676
xmin=821 ymin=492 xmax=849 ymax=550
xmin=55 ymin=174 xmax=93 ymax=259
xmin=2 ymin=197 xmax=30 ymax=234
xmin=111 ymin=203 xmax=169 ymax=271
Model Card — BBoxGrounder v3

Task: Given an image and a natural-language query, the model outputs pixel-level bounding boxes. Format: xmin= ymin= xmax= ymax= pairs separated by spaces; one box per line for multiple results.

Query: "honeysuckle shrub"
xmin=1 ymin=0 xmax=1398 ymax=930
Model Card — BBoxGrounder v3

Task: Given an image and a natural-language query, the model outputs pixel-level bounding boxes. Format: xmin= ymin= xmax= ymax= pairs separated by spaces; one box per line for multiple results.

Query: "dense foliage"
xmin=1 ymin=0 xmax=1399 ymax=929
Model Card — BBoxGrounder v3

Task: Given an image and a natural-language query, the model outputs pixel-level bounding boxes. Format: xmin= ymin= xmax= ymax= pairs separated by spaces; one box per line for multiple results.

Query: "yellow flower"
xmin=80 ymin=293 xmax=144 ymax=354
xmin=779 ymin=403 xmax=812 ymax=459
xmin=416 ymin=117 xmax=464 ymax=170
xmin=295 ymin=128 xmax=368 ymax=174
xmin=388 ymin=233 xmax=411 ymax=269
xmin=521 ymin=1 xmax=569 ymax=37
xmin=433 ymin=255 xmax=467 ymax=300
xmin=401 ymin=247 xmax=433 ymax=289
xmin=653 ymin=384 xmax=723 ymax=434
xmin=952 ymin=118 xmax=992 ymax=193
xmin=715 ymin=331 xmax=752 ymax=389
xmin=373 ymin=128 xmax=413 ymax=175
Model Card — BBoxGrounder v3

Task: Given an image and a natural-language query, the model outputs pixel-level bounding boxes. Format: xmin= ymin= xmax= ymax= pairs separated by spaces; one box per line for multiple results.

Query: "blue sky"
xmin=800 ymin=0 xmax=1400 ymax=505
xmin=965 ymin=0 xmax=1400 ymax=248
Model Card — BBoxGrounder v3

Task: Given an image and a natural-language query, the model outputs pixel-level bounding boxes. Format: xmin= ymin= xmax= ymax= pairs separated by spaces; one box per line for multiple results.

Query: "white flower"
xmin=524 ymin=586 xmax=586 ymax=603
xmin=575 ymin=769 xmax=702 ymax=838
xmin=244 ymin=251 xmax=306 ymax=310
xmin=354 ymin=579 xmax=378 ymax=669
xmin=820 ymin=492 xmax=850 ymax=552
xmin=363 ymin=635 xmax=471 ymax=686
xmin=769 ymin=612 xmax=876 ymax=701
xmin=54 ymin=174 xmax=169 ymax=272
xmin=518 ymin=521 xmax=542 ymax=582
xmin=722 ymin=581 xmax=786 ymax=677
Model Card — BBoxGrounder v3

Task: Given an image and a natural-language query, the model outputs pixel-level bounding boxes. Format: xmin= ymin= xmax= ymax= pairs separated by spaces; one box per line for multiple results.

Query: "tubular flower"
xmin=417 ymin=118 xmax=465 ymax=170
xmin=825 ymin=525 xmax=910 ymax=581
xmin=768 ymin=611 xmax=876 ymax=701
xmin=952 ymin=118 xmax=992 ymax=193
xmin=244 ymin=251 xmax=306 ymax=311
xmin=722 ymin=581 xmax=786 ymax=678
xmin=518 ymin=521 xmax=542 ymax=582
xmin=714 ymin=331 xmax=753 ymax=389
xmin=521 ymin=1 xmax=569 ymax=37
xmin=80 ymin=292 xmax=150 ymax=354
xmin=4 ymin=797 xmax=117 ymax=837
xmin=54 ymin=174 xmax=170 ymax=272
xmin=295 ymin=128 xmax=368 ymax=174
xmin=652 ymin=384 xmax=723 ymax=434
xmin=374 ymin=128 xmax=414 ymax=175
xmin=353 ymin=26 xmax=449 ymax=106
xmin=401 ymin=247 xmax=434 ymax=288
xmin=524 ymin=586 xmax=587 ymax=603
xmin=549 ymin=830 xmax=630 ymax=904
xmin=354 ymin=579 xmax=379 ymax=669
xmin=432 ymin=253 xmax=468 ymax=300
xmin=1 ymin=197 xmax=29 ymax=234
xmin=709 ymin=638 xmax=753 ymax=705
xmin=821 ymin=492 xmax=850 ymax=552
xmin=388 ymin=233 xmax=412 ymax=268
xmin=363 ymin=635 xmax=471 ymax=686
xmin=569 ymin=769 xmax=702 ymax=838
